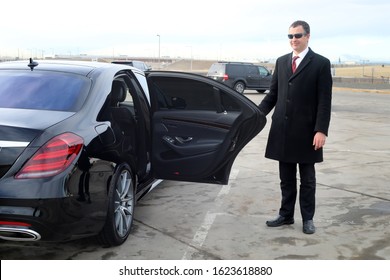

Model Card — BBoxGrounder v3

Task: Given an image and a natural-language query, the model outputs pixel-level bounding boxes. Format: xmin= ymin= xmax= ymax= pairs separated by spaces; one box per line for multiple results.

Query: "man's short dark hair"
xmin=290 ymin=20 xmax=310 ymax=34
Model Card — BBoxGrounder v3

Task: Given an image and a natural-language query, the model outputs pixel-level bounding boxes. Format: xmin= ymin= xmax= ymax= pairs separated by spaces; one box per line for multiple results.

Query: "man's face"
xmin=288 ymin=25 xmax=310 ymax=54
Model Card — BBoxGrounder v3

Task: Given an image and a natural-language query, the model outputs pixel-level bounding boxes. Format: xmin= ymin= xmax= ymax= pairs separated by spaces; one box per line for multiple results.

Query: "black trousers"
xmin=278 ymin=162 xmax=316 ymax=221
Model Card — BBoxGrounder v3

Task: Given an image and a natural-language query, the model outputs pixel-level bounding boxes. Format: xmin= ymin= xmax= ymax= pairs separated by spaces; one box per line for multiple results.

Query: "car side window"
xmin=247 ymin=65 xmax=258 ymax=75
xmin=258 ymin=66 xmax=269 ymax=76
xmin=151 ymin=76 xmax=241 ymax=111
xmin=152 ymin=77 xmax=216 ymax=110
xmin=119 ymin=83 xmax=135 ymax=111
xmin=228 ymin=65 xmax=241 ymax=76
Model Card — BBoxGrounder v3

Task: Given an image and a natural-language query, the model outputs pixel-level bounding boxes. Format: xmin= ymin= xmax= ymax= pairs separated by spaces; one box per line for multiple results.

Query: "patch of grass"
xmin=334 ymin=65 xmax=390 ymax=78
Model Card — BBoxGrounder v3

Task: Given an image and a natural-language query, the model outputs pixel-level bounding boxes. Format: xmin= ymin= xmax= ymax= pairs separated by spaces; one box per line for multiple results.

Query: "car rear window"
xmin=0 ymin=71 xmax=90 ymax=112
xmin=207 ymin=63 xmax=225 ymax=76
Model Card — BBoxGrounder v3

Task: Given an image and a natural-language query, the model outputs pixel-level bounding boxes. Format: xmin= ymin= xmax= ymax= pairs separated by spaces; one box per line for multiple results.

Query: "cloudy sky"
xmin=1 ymin=0 xmax=389 ymax=63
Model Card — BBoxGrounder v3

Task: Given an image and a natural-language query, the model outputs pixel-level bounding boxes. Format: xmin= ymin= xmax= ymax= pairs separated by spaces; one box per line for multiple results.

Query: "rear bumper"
xmin=0 ymin=197 xmax=107 ymax=242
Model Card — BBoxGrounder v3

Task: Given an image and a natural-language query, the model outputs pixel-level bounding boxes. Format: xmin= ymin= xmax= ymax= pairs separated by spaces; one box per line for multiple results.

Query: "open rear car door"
xmin=147 ymin=72 xmax=266 ymax=185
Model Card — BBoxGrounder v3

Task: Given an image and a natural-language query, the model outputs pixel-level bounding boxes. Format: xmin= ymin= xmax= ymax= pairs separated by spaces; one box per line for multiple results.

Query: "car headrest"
xmin=110 ymin=81 xmax=126 ymax=105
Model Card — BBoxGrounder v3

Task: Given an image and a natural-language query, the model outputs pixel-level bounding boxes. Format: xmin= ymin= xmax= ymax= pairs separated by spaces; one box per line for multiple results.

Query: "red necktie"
xmin=292 ymin=56 xmax=299 ymax=73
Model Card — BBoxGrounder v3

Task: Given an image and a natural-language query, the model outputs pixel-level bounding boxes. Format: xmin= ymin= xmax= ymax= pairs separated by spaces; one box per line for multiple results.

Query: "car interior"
xmin=96 ymin=80 xmax=137 ymax=163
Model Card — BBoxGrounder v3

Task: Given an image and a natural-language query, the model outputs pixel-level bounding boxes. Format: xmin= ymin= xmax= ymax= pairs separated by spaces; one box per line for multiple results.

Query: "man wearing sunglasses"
xmin=258 ymin=20 xmax=332 ymax=234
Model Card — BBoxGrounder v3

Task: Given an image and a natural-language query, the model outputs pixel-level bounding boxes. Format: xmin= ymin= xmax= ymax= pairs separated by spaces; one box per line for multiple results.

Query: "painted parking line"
xmin=181 ymin=169 xmax=239 ymax=260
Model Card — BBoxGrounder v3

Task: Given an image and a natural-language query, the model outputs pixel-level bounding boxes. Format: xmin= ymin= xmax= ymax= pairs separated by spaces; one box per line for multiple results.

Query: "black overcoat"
xmin=258 ymin=48 xmax=332 ymax=163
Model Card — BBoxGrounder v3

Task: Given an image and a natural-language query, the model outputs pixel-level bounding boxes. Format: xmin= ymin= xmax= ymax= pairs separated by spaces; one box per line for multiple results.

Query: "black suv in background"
xmin=111 ymin=60 xmax=152 ymax=71
xmin=207 ymin=62 xmax=272 ymax=94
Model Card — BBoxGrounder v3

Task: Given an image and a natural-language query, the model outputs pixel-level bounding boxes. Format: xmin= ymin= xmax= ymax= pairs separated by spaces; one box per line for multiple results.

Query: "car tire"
xmin=98 ymin=163 xmax=135 ymax=246
xmin=234 ymin=82 xmax=245 ymax=94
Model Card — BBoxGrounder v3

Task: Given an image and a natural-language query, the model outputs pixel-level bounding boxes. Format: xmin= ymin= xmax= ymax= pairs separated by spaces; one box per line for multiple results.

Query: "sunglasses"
xmin=288 ymin=33 xmax=306 ymax=39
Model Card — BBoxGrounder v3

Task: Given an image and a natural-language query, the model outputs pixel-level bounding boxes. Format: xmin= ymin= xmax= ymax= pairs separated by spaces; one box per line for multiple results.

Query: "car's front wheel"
xmin=98 ymin=163 xmax=135 ymax=246
xmin=234 ymin=81 xmax=245 ymax=94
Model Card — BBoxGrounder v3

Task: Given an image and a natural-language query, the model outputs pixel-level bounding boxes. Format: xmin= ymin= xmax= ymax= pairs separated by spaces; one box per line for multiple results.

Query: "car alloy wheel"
xmin=234 ymin=81 xmax=245 ymax=94
xmin=98 ymin=163 xmax=135 ymax=246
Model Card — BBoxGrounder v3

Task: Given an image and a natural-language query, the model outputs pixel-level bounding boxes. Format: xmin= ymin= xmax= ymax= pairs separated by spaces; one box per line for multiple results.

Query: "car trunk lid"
xmin=0 ymin=109 xmax=74 ymax=178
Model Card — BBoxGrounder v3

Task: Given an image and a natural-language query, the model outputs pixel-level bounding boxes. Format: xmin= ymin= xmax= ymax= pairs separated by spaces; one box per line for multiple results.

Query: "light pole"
xmin=362 ymin=59 xmax=369 ymax=77
xmin=157 ymin=34 xmax=160 ymax=64
xmin=186 ymin=45 xmax=193 ymax=71
xmin=189 ymin=46 xmax=193 ymax=71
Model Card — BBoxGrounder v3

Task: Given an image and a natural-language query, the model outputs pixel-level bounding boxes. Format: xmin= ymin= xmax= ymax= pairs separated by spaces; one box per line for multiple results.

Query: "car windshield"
xmin=0 ymin=71 xmax=90 ymax=112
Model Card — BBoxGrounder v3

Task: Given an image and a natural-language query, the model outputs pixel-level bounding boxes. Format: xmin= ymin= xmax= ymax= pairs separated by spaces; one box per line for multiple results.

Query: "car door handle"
xmin=162 ymin=135 xmax=221 ymax=156
xmin=174 ymin=136 xmax=193 ymax=144
xmin=162 ymin=135 xmax=192 ymax=145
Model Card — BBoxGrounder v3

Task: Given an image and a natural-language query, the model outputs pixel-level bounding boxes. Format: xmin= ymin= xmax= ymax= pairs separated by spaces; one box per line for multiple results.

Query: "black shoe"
xmin=266 ymin=215 xmax=294 ymax=227
xmin=303 ymin=220 xmax=316 ymax=234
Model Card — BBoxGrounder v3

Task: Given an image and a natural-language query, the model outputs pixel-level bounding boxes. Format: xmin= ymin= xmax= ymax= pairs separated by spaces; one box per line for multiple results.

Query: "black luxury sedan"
xmin=0 ymin=59 xmax=266 ymax=246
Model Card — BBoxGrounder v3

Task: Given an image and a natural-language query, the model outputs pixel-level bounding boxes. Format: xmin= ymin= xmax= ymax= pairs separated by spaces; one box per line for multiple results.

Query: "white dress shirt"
xmin=293 ymin=47 xmax=309 ymax=69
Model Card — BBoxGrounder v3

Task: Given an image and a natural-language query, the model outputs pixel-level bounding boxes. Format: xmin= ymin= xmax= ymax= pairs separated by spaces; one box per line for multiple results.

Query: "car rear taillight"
xmin=15 ymin=133 xmax=83 ymax=179
xmin=0 ymin=221 xmax=31 ymax=227
xmin=223 ymin=74 xmax=229 ymax=81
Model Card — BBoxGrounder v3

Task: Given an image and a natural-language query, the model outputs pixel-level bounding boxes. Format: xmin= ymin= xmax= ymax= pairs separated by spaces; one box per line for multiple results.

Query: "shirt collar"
xmin=293 ymin=47 xmax=309 ymax=60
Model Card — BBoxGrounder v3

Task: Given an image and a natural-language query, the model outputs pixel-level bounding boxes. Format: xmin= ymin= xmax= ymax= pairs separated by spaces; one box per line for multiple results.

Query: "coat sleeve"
xmin=258 ymin=59 xmax=279 ymax=116
xmin=314 ymin=57 xmax=333 ymax=136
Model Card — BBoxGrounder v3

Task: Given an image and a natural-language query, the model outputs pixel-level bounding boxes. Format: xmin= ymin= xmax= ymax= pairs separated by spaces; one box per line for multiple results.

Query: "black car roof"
xmin=0 ymin=60 xmax=127 ymax=76
xmin=216 ymin=61 xmax=254 ymax=65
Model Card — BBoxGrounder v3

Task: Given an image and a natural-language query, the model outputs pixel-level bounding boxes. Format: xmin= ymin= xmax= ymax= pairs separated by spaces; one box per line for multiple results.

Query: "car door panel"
xmin=147 ymin=72 xmax=266 ymax=184
xmin=258 ymin=66 xmax=273 ymax=89
xmin=153 ymin=110 xmax=241 ymax=179
xmin=157 ymin=116 xmax=228 ymax=157
xmin=246 ymin=65 xmax=261 ymax=88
